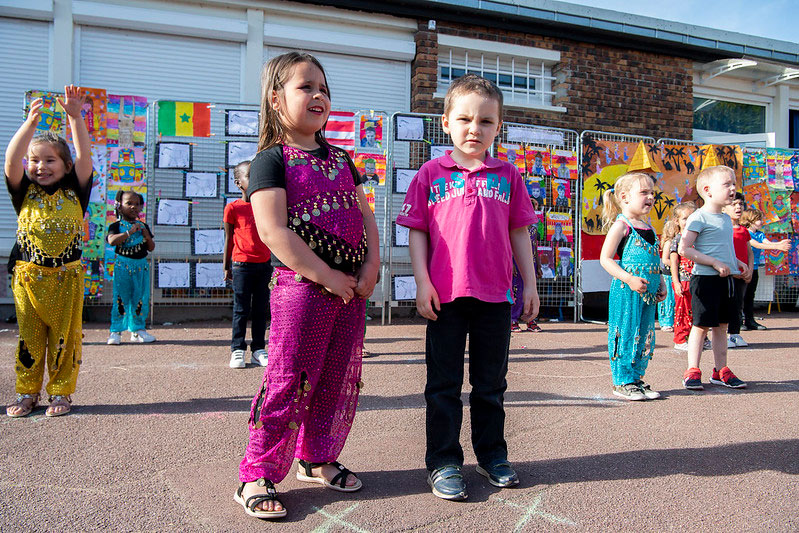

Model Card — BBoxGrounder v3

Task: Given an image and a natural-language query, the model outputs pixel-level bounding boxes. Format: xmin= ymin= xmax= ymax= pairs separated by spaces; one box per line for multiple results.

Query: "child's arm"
xmin=669 ymin=251 xmax=682 ymax=296
xmin=409 ymin=228 xmax=439 ymax=321
xmin=250 ymin=187 xmax=356 ymax=301
xmin=223 ymin=221 xmax=234 ymax=281
xmin=510 ymin=226 xmax=539 ymax=322
xmin=599 ymin=220 xmax=649 ymax=293
xmin=679 ymin=230 xmax=730 ymax=276
xmin=57 ymin=85 xmax=92 ymax=185
xmin=353 ymin=184 xmax=380 ymax=299
xmin=750 ymin=237 xmax=791 ymax=252
xmin=661 ymin=238 xmax=672 ymax=265
xmin=4 ymin=99 xmax=42 ymax=186
xmin=139 ymin=222 xmax=155 ymax=252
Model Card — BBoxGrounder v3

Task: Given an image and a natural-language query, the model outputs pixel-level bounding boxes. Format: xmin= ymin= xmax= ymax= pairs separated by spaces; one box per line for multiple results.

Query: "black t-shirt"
xmin=617 ymin=226 xmax=656 ymax=259
xmin=6 ymin=167 xmax=93 ymax=215
xmin=107 ymin=221 xmax=153 ymax=259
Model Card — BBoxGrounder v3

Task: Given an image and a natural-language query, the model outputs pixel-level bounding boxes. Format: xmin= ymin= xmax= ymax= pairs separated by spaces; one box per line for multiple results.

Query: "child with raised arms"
xmin=106 ymin=189 xmax=156 ymax=344
xmin=398 ymin=74 xmax=539 ymax=500
xmin=599 ymin=172 xmax=666 ymax=401
xmin=234 ymin=51 xmax=380 ymax=519
xmin=679 ymin=166 xmax=749 ymax=390
xmin=5 ymin=85 xmax=93 ymax=417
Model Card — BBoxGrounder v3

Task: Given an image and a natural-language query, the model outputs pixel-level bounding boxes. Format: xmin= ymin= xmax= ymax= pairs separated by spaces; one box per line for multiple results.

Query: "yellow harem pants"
xmin=11 ymin=260 xmax=84 ymax=396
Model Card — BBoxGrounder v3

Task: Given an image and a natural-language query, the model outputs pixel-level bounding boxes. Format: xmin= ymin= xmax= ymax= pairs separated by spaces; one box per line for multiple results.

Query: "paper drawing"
xmin=88 ymin=143 xmax=108 ymax=202
xmin=556 ymin=247 xmax=574 ymax=278
xmin=790 ymin=236 xmax=799 ymax=276
xmin=83 ymin=203 xmax=107 ymax=260
xmin=158 ymin=262 xmax=190 ymax=288
xmin=538 ymin=246 xmax=555 ymax=279
xmin=226 ymin=141 xmax=258 ymax=167
xmin=393 ymin=222 xmax=409 ymax=247
xmin=765 ymin=233 xmax=790 ymax=275
xmin=67 ymin=87 xmax=107 ymax=144
xmin=226 ymin=109 xmax=259 ymax=136
xmin=157 ymin=143 xmax=191 ymax=169
xmin=107 ymin=94 xmax=147 ymax=147
xmin=430 ymin=146 xmax=452 ymax=160
xmin=393 ymin=275 xmax=417 ymax=301
xmin=526 ymin=176 xmax=546 ymax=209
xmin=184 ymin=172 xmax=219 ymax=198
xmin=550 ymin=149 xmax=578 ymax=180
xmin=497 ymin=144 xmax=525 ymax=173
xmin=394 ymin=168 xmax=416 ymax=194
xmin=396 ymin=116 xmax=424 ymax=141
xmin=506 ymin=126 xmax=564 ymax=145
xmin=109 ymin=147 xmax=145 ymax=186
xmin=525 ymin=147 xmax=550 ymax=176
xmin=360 ymin=115 xmax=383 ymax=149
xmin=580 ymin=139 xmax=637 ymax=234
xmin=551 ymin=178 xmax=571 ymax=209
xmin=533 ymin=209 xmax=545 ymax=241
xmin=192 ymin=229 xmax=225 ymax=255
xmin=363 ymin=182 xmax=376 ymax=213
xmin=156 ymin=199 xmax=190 ymax=226
xmin=547 ymin=211 xmax=573 ymax=244
xmin=743 ymin=182 xmax=777 ymax=224
xmin=25 ymin=90 xmax=65 ymax=134
xmin=766 ymin=190 xmax=792 ymax=233
xmin=742 ymin=148 xmax=767 ymax=185
xmin=355 ymin=153 xmax=386 ymax=186
xmin=195 ymin=263 xmax=225 ymax=288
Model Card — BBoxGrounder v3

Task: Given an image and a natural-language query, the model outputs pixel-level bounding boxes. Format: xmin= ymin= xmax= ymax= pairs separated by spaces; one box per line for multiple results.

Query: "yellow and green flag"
xmin=157 ymin=101 xmax=211 ymax=137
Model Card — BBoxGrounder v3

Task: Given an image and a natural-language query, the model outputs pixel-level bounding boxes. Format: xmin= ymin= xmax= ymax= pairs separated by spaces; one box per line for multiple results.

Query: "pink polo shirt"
xmin=397 ymin=151 xmax=536 ymax=304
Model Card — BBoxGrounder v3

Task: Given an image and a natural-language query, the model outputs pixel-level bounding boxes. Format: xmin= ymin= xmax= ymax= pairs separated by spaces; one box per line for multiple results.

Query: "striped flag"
xmin=158 ymin=101 xmax=211 ymax=137
xmin=325 ymin=110 xmax=355 ymax=156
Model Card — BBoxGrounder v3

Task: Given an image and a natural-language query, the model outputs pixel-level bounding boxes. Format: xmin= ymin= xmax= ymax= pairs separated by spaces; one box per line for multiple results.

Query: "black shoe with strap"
xmin=233 ymin=478 xmax=287 ymax=519
xmin=428 ymin=465 xmax=468 ymax=500
xmin=296 ymin=459 xmax=363 ymax=492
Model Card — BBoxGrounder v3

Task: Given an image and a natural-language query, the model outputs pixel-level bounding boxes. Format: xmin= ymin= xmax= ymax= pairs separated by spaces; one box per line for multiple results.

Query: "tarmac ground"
xmin=1 ymin=313 xmax=797 ymax=532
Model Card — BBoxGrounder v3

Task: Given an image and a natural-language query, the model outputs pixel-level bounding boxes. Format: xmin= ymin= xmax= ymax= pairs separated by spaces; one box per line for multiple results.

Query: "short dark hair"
xmin=233 ymin=160 xmax=251 ymax=184
xmin=443 ymin=73 xmax=503 ymax=117
xmin=733 ymin=191 xmax=745 ymax=203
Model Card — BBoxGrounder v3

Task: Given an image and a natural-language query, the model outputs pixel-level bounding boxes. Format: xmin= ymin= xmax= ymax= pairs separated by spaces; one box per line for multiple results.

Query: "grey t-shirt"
xmin=685 ymin=209 xmax=739 ymax=276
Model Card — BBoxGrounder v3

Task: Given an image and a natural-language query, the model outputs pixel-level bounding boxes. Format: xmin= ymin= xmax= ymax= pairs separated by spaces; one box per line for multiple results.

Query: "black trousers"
xmin=743 ymin=269 xmax=759 ymax=325
xmin=231 ymin=262 xmax=272 ymax=352
xmin=728 ymin=277 xmax=746 ymax=335
xmin=425 ymin=297 xmax=511 ymax=470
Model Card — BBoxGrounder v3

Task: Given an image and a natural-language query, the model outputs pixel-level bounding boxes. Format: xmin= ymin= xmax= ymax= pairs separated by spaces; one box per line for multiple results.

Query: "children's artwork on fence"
xmin=363 ymin=182 xmax=376 ymax=213
xmin=360 ymin=115 xmax=383 ymax=149
xmin=393 ymin=222 xmax=409 ymax=247
xmin=533 ymin=209 xmax=545 ymax=240
xmin=67 ymin=87 xmax=107 ymax=144
xmin=184 ymin=172 xmax=218 ymax=198
xmin=580 ymin=139 xmax=637 ymax=234
xmin=497 ymin=143 xmax=525 ymax=173
xmin=192 ymin=229 xmax=225 ymax=255
xmin=743 ymin=148 xmax=766 ymax=184
xmin=109 ymin=147 xmax=145 ymax=186
xmin=83 ymin=203 xmax=107 ymax=259
xmin=25 ymin=90 xmax=65 ymax=134
xmin=765 ymin=233 xmax=790 ymax=275
xmin=790 ymin=236 xmax=799 ymax=275
xmin=765 ymin=149 xmax=794 ymax=190
xmin=430 ymin=145 xmax=451 ymax=160
xmin=525 ymin=147 xmax=550 ymax=176
xmin=157 ymin=262 xmax=190 ymax=288
xmin=227 ymin=168 xmax=239 ymax=194
xmin=87 ymin=143 xmax=108 ymax=202
xmin=551 ymin=178 xmax=571 ymax=208
xmin=355 ymin=153 xmax=386 ymax=186
xmin=157 ymin=101 xmax=211 ymax=137
xmin=156 ymin=143 xmax=191 ymax=169
xmin=326 ymin=111 xmax=356 ymax=156
xmin=395 ymin=115 xmax=424 ymax=141
xmin=550 ymin=149 xmax=578 ymax=180
xmin=538 ymin=246 xmax=555 ymax=278
xmin=777 ymin=149 xmax=796 ymax=190
xmin=526 ymin=176 xmax=546 ymax=208
xmin=195 ymin=262 xmax=225 ymax=288
xmin=507 ymin=126 xmax=564 ymax=145
xmin=226 ymin=141 xmax=257 ymax=168
xmin=392 ymin=275 xmax=417 ymax=301
xmin=107 ymin=94 xmax=147 ymax=147
xmin=225 ymin=110 xmax=259 ymax=136
xmin=156 ymin=199 xmax=190 ymax=226
xmin=767 ymin=190 xmax=792 ymax=233
xmin=556 ymin=247 xmax=574 ymax=278
xmin=743 ymin=181 xmax=777 ymax=223
xmin=82 ymin=258 xmax=103 ymax=298
xmin=394 ymin=168 xmax=416 ymax=194
xmin=546 ymin=211 xmax=573 ymax=244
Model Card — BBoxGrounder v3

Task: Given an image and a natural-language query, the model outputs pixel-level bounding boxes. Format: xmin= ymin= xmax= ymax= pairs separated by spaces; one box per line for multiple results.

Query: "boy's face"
xmin=722 ymin=199 xmax=744 ymax=221
xmin=442 ymin=92 xmax=501 ymax=161
xmin=702 ymin=171 xmax=736 ymax=207
xmin=236 ymin=175 xmax=249 ymax=194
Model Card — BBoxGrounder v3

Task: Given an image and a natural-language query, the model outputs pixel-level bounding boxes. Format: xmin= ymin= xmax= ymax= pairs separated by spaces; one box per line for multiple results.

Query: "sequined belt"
xmin=287 ymin=219 xmax=367 ymax=273
xmin=17 ymin=233 xmax=83 ymax=268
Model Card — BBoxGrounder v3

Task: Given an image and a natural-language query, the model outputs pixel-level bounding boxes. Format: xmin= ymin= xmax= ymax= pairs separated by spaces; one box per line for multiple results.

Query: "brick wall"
xmin=411 ymin=20 xmax=694 ymax=139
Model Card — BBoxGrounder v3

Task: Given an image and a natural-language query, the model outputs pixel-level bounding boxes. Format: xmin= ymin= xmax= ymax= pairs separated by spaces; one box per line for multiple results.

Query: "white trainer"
xmin=731 ymin=334 xmax=748 ymax=347
xmin=229 ymin=349 xmax=246 ymax=368
xmin=107 ymin=332 xmax=121 ymax=345
xmin=131 ymin=330 xmax=156 ymax=343
xmin=726 ymin=335 xmax=736 ymax=348
xmin=673 ymin=342 xmax=688 ymax=351
xmin=252 ymin=349 xmax=268 ymax=367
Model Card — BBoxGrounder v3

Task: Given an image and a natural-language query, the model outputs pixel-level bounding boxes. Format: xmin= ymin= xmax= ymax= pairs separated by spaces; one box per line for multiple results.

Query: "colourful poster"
xmin=109 ymin=147 xmax=146 ymax=187
xmin=24 ymin=90 xmax=65 ymax=135
xmin=791 ymin=192 xmax=799 ymax=233
xmin=533 ymin=209 xmax=545 ymax=240
xmin=743 ymin=182 xmax=776 ymax=222
xmin=497 ymin=143 xmax=525 ymax=173
xmin=526 ymin=175 xmax=546 ymax=208
xmin=363 ymin=182 xmax=376 ymax=213
xmin=556 ymin=246 xmax=574 ymax=278
xmin=82 ymin=258 xmax=103 ymax=299
xmin=790 ymin=236 xmax=799 ymax=276
xmin=525 ymin=147 xmax=550 ymax=176
xmin=767 ymin=189 xmax=792 ymax=233
xmin=107 ymin=94 xmax=147 ymax=147
xmin=354 ymin=153 xmax=386 ymax=186
xmin=742 ymin=149 xmax=766 ymax=184
xmin=580 ymin=139 xmax=637 ymax=234
xmin=551 ymin=178 xmax=571 ymax=208
xmin=546 ymin=211 xmax=573 ymax=244
xmin=157 ymin=101 xmax=211 ymax=137
xmin=765 ymin=233 xmax=790 ymax=275
xmin=66 ymin=87 xmax=107 ymax=145
xmin=538 ymin=246 xmax=555 ymax=278
xmin=550 ymin=149 xmax=578 ymax=180
xmin=359 ymin=115 xmax=383 ymax=149
xmin=83 ymin=203 xmax=107 ymax=260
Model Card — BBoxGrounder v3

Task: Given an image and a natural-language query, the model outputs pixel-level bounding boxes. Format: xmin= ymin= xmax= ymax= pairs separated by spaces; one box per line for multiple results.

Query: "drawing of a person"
xmin=550 ymin=222 xmax=568 ymax=245
xmin=530 ymin=152 xmax=545 ymax=175
xmin=540 ymin=252 xmax=554 ymax=279
xmin=361 ymin=126 xmax=377 ymax=148
xmin=554 ymin=183 xmax=569 ymax=208
xmin=529 ymin=180 xmax=545 ymax=208
xmin=556 ymin=157 xmax=570 ymax=179
xmin=362 ymin=158 xmax=379 ymax=186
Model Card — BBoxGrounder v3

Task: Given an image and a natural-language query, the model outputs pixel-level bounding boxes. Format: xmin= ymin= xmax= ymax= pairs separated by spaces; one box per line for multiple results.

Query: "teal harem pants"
xmin=607 ymin=278 xmax=657 ymax=386
xmin=110 ymin=255 xmax=151 ymax=333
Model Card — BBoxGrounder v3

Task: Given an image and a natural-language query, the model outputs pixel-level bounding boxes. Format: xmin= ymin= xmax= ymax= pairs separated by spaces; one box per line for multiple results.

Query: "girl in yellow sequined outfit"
xmin=4 ymin=85 xmax=94 ymax=418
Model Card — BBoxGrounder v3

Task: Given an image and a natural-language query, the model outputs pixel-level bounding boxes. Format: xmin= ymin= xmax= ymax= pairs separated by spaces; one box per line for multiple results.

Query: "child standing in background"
xmin=657 ymin=233 xmax=675 ymax=332
xmin=740 ymin=208 xmax=790 ymax=330
xmin=235 ymin=52 xmax=380 ymax=519
xmin=5 ymin=85 xmax=93 ymax=418
xmin=106 ymin=190 xmax=155 ymax=344
xmin=722 ymin=193 xmax=753 ymax=348
xmin=223 ymin=160 xmax=272 ymax=368
xmin=664 ymin=202 xmax=698 ymax=350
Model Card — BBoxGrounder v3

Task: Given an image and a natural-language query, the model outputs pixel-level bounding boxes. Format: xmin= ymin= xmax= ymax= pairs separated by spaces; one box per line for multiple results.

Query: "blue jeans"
xmin=231 ymin=262 xmax=272 ymax=352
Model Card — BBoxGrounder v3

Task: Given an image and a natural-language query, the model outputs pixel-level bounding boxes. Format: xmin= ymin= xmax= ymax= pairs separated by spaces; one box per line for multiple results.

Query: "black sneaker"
xmin=428 ymin=465 xmax=467 ymax=500
xmin=476 ymin=461 xmax=519 ymax=488
xmin=743 ymin=321 xmax=767 ymax=331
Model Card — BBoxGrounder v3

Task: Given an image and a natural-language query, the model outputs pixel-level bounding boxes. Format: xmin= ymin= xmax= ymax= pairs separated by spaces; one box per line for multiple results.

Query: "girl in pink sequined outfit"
xmin=233 ymin=52 xmax=380 ymax=519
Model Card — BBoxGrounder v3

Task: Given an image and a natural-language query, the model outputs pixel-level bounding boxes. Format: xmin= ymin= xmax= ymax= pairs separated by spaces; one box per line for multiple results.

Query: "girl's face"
xmin=622 ymin=178 xmax=654 ymax=217
xmin=119 ymin=193 xmax=142 ymax=221
xmin=272 ymin=61 xmax=330 ymax=140
xmin=677 ymin=209 xmax=695 ymax=231
xmin=26 ymin=143 xmax=70 ymax=187
xmin=752 ymin=219 xmax=763 ymax=232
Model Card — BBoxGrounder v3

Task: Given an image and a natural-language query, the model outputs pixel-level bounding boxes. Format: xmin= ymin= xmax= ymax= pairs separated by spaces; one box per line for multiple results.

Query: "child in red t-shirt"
xmin=223 ymin=161 xmax=273 ymax=368
xmin=722 ymin=192 xmax=753 ymax=348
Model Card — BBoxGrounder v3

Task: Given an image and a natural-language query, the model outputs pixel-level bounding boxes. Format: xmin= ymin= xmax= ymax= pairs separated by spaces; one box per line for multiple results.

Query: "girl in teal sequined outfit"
xmin=599 ymin=173 xmax=666 ymax=401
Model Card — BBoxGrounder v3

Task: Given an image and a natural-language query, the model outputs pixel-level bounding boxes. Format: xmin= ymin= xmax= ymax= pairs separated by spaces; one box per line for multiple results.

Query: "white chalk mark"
xmin=496 ymin=491 xmax=577 ymax=530
xmin=311 ymin=503 xmax=369 ymax=533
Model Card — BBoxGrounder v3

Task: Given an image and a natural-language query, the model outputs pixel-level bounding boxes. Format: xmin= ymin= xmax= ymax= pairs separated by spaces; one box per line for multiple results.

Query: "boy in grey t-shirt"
xmin=678 ymin=166 xmax=749 ymax=391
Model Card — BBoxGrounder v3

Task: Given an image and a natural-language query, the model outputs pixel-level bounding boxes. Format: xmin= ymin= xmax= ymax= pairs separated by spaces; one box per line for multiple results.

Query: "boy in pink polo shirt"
xmin=397 ymin=74 xmax=539 ymax=501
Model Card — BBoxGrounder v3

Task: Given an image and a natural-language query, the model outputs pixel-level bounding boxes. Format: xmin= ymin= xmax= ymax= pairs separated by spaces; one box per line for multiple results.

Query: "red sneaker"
xmin=710 ymin=367 xmax=747 ymax=389
xmin=683 ymin=367 xmax=703 ymax=390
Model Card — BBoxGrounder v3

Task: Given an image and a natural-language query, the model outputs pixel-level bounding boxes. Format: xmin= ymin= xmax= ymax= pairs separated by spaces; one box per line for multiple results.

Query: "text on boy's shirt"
xmin=426 ymin=171 xmax=511 ymax=207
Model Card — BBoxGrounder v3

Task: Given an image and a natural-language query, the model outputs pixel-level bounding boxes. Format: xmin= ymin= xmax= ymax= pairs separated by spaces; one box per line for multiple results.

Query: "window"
xmin=693 ymin=97 xmax=766 ymax=135
xmin=790 ymin=109 xmax=799 ymax=148
xmin=436 ymin=35 xmax=563 ymax=111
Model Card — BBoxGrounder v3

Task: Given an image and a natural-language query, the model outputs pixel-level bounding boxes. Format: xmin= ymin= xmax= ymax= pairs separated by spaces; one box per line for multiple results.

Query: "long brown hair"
xmin=258 ymin=51 xmax=331 ymax=152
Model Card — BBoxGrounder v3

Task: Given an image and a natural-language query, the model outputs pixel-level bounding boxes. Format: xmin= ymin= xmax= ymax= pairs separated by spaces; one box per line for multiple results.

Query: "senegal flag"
xmin=158 ymin=101 xmax=211 ymax=137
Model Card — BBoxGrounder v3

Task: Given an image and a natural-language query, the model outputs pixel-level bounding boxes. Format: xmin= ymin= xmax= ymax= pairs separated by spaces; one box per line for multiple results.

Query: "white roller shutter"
xmin=266 ymin=47 xmax=409 ymax=113
xmin=78 ymin=26 xmax=241 ymax=102
xmin=0 ymin=17 xmax=51 ymax=253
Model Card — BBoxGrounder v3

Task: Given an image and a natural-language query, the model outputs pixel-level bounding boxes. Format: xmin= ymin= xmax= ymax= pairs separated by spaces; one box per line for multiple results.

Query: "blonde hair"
xmin=662 ymin=201 xmax=697 ymax=244
xmin=600 ymin=172 xmax=654 ymax=231
xmin=257 ymin=51 xmax=330 ymax=153
xmin=740 ymin=208 xmax=763 ymax=228
xmin=696 ymin=165 xmax=734 ymax=198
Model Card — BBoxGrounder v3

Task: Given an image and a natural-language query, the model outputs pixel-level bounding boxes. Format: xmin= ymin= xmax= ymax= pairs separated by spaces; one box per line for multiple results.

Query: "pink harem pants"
xmin=239 ymin=268 xmax=366 ymax=483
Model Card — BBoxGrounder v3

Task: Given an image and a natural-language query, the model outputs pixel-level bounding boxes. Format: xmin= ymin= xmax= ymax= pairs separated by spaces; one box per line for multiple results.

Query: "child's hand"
xmin=322 ymin=269 xmax=357 ymax=303
xmin=626 ymin=275 xmax=648 ymax=294
xmin=129 ymin=222 xmax=142 ymax=234
xmin=713 ymin=261 xmax=730 ymax=277
xmin=519 ymin=286 xmax=539 ymax=323
xmin=57 ymin=85 xmax=85 ymax=119
xmin=672 ymin=279 xmax=683 ymax=297
xmin=415 ymin=279 xmax=440 ymax=321
xmin=655 ymin=283 xmax=667 ymax=302
xmin=26 ymin=98 xmax=43 ymax=126
xmin=354 ymin=262 xmax=379 ymax=299
xmin=776 ymin=239 xmax=791 ymax=252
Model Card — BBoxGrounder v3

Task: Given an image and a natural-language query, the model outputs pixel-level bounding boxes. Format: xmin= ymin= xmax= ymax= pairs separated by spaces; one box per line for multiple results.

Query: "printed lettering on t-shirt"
xmin=427 ymin=171 xmax=510 ymax=207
